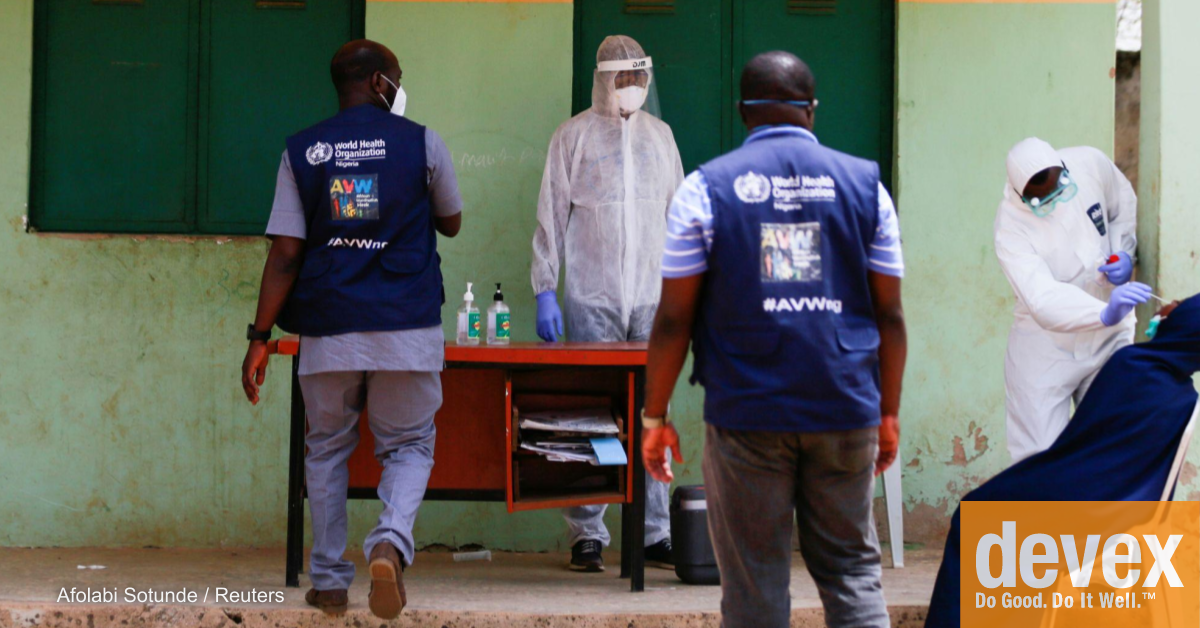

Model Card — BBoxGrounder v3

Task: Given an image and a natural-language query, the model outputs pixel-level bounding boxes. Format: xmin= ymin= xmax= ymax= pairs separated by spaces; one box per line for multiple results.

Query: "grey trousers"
xmin=563 ymin=473 xmax=670 ymax=547
xmin=703 ymin=424 xmax=888 ymax=628
xmin=299 ymin=370 xmax=441 ymax=591
xmin=562 ymin=301 xmax=670 ymax=548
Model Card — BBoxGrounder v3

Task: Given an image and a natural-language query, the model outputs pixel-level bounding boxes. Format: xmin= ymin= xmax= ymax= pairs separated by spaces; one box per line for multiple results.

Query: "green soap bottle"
xmin=487 ymin=283 xmax=511 ymax=345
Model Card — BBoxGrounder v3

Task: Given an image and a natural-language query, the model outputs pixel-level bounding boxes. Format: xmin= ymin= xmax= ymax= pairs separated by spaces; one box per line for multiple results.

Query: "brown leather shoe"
xmin=304 ymin=587 xmax=348 ymax=616
xmin=368 ymin=542 xmax=406 ymax=619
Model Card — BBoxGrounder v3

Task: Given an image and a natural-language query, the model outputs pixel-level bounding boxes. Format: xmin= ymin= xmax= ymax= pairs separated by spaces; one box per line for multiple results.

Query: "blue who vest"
xmin=278 ymin=104 xmax=443 ymax=336
xmin=693 ymin=128 xmax=882 ymax=432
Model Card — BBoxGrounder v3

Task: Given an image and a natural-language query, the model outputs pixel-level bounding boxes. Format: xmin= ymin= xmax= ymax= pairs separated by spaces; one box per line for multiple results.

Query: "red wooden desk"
xmin=272 ymin=337 xmax=651 ymax=592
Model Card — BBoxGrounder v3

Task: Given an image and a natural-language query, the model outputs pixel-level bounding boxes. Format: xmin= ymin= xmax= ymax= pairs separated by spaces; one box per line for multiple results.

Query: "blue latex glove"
xmin=1098 ymin=251 xmax=1134 ymax=286
xmin=1100 ymin=281 xmax=1152 ymax=326
xmin=536 ymin=291 xmax=564 ymax=342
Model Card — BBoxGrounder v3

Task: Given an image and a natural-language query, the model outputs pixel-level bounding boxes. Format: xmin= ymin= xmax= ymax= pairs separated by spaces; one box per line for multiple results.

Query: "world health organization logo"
xmin=305 ymin=141 xmax=333 ymax=166
xmin=734 ymin=171 xmax=771 ymax=203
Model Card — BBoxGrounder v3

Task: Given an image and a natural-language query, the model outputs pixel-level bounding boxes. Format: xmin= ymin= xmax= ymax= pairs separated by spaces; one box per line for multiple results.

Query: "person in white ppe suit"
xmin=530 ymin=35 xmax=684 ymax=572
xmin=995 ymin=137 xmax=1148 ymax=464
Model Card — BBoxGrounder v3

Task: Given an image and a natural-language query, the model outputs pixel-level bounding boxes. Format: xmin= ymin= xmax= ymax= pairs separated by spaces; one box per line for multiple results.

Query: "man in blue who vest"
xmin=240 ymin=40 xmax=462 ymax=620
xmin=641 ymin=51 xmax=907 ymax=628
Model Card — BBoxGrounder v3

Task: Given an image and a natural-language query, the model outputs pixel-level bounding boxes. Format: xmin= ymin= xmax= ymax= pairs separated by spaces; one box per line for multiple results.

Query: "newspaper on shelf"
xmin=517 ymin=407 xmax=620 ymax=435
xmin=514 ymin=407 xmax=626 ymax=465
xmin=519 ymin=442 xmax=599 ymax=464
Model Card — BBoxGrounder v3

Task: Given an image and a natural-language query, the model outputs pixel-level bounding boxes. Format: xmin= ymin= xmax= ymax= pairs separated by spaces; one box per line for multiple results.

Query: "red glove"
xmin=876 ymin=414 xmax=899 ymax=476
xmin=643 ymin=425 xmax=684 ymax=484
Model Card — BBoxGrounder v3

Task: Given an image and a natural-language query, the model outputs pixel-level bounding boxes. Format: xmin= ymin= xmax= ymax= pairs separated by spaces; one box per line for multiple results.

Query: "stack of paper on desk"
xmin=516 ymin=408 xmax=627 ymax=466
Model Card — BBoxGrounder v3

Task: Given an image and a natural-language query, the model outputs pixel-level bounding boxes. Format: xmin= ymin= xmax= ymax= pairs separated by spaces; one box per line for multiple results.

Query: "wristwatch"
xmin=246 ymin=324 xmax=272 ymax=343
xmin=641 ymin=408 xmax=670 ymax=430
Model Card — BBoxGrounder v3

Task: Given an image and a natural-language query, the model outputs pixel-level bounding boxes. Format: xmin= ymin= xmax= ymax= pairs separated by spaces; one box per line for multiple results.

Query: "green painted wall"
xmin=0 ymin=0 xmax=290 ymax=546
xmin=0 ymin=0 xmax=582 ymax=552
xmin=365 ymin=1 xmax=582 ymax=551
xmin=1139 ymin=0 xmax=1200 ymax=302
xmin=893 ymin=2 xmax=1117 ymax=539
xmin=0 ymin=0 xmax=1146 ymax=552
xmin=1139 ymin=0 xmax=1200 ymax=498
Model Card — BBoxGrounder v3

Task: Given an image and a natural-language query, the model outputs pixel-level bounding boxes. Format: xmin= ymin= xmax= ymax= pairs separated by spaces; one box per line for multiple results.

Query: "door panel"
xmin=35 ymin=0 xmax=197 ymax=232
xmin=202 ymin=0 xmax=359 ymax=234
xmin=573 ymin=0 xmax=727 ymax=173
xmin=575 ymin=0 xmax=893 ymax=182
xmin=734 ymin=0 xmax=893 ymax=184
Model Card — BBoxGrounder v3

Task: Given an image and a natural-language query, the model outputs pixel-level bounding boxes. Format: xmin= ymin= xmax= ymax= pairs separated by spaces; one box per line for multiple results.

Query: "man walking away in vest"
xmin=641 ymin=51 xmax=907 ymax=628
xmin=240 ymin=40 xmax=462 ymax=620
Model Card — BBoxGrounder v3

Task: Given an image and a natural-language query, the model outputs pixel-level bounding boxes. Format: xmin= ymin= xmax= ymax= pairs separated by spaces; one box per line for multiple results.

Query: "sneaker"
xmin=569 ymin=539 xmax=605 ymax=572
xmin=304 ymin=587 xmax=348 ymax=616
xmin=367 ymin=542 xmax=406 ymax=619
xmin=645 ymin=538 xmax=675 ymax=570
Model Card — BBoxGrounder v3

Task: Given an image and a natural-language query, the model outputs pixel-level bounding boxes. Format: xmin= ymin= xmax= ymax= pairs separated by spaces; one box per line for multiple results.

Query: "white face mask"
xmin=615 ymin=85 xmax=647 ymax=114
xmin=378 ymin=76 xmax=406 ymax=117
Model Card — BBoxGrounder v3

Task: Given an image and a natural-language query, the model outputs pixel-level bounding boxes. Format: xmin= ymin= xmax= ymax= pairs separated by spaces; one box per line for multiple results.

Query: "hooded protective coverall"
xmin=995 ymin=139 xmax=1138 ymax=463
xmin=530 ymin=35 xmax=684 ymax=548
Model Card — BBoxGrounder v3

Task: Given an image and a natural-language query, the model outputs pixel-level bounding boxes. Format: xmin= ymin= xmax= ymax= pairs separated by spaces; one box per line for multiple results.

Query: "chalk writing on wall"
xmin=453 ymin=146 xmax=546 ymax=170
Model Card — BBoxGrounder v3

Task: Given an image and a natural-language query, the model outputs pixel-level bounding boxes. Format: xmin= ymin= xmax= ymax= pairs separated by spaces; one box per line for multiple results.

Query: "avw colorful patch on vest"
xmin=761 ymin=222 xmax=822 ymax=283
xmin=329 ymin=174 xmax=379 ymax=221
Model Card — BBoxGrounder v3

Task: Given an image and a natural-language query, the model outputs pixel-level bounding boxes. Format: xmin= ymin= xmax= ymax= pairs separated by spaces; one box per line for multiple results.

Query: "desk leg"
xmin=620 ymin=473 xmax=633 ymax=579
xmin=285 ymin=356 xmax=305 ymax=588
xmin=630 ymin=369 xmax=646 ymax=593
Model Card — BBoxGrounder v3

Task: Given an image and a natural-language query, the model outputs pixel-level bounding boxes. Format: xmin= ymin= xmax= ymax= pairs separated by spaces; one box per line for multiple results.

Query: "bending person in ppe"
xmin=995 ymin=137 xmax=1143 ymax=464
xmin=925 ymin=296 xmax=1200 ymax=627
xmin=529 ymin=34 xmax=684 ymax=573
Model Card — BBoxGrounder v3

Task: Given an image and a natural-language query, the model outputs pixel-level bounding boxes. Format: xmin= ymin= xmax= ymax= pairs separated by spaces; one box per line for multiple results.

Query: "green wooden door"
xmin=33 ymin=0 xmax=199 ymax=232
xmin=574 ymin=0 xmax=893 ymax=181
xmin=201 ymin=0 xmax=361 ymax=234
xmin=32 ymin=0 xmax=363 ymax=234
xmin=734 ymin=0 xmax=894 ymax=185
xmin=573 ymin=0 xmax=729 ymax=174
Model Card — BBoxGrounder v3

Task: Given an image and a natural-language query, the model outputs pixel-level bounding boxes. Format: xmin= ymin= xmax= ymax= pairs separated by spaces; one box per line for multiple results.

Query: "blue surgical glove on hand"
xmin=535 ymin=291 xmax=564 ymax=342
xmin=1098 ymin=251 xmax=1134 ymax=286
xmin=1100 ymin=281 xmax=1152 ymax=326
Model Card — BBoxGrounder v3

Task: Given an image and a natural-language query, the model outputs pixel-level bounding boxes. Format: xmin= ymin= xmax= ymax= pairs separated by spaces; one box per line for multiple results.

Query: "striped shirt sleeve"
xmin=662 ymin=174 xmax=902 ymax=278
xmin=869 ymin=183 xmax=904 ymax=277
xmin=661 ymin=170 xmax=714 ymax=278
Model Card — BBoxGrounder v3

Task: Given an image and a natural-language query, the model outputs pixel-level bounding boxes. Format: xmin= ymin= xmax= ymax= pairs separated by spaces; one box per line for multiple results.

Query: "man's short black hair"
xmin=331 ymin=40 xmax=393 ymax=93
xmin=740 ymin=51 xmax=815 ymax=101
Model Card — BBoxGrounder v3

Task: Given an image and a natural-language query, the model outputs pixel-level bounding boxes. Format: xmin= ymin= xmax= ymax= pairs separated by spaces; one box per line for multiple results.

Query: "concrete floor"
xmin=0 ymin=547 xmax=938 ymax=627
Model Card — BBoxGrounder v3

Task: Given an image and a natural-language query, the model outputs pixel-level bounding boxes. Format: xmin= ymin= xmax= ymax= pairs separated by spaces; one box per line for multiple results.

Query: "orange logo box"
xmin=961 ymin=501 xmax=1200 ymax=628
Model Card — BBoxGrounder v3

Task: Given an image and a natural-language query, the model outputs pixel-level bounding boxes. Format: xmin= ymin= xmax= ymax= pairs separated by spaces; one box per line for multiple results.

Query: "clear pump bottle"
xmin=456 ymin=282 xmax=480 ymax=345
xmin=487 ymin=283 xmax=511 ymax=345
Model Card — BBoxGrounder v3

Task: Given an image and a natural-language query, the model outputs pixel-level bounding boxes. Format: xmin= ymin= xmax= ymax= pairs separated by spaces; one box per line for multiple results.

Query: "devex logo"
xmin=976 ymin=521 xmax=1184 ymax=590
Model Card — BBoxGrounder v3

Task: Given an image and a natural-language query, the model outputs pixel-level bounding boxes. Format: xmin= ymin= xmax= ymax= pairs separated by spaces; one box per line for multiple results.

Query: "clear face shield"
xmin=596 ymin=57 xmax=660 ymax=119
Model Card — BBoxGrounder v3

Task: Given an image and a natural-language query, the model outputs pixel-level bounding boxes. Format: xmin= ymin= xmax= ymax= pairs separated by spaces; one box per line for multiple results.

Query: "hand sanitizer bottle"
xmin=487 ymin=283 xmax=511 ymax=345
xmin=456 ymin=282 xmax=480 ymax=345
